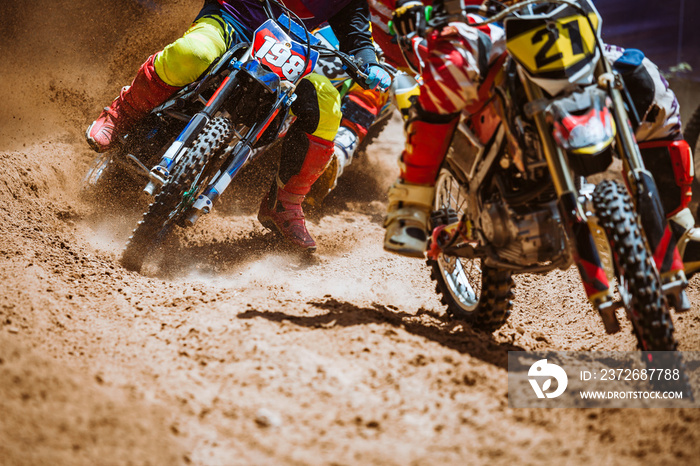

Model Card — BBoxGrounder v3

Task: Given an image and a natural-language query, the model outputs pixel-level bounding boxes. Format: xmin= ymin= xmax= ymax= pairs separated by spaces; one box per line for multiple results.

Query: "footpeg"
xmin=184 ymin=194 xmax=213 ymax=227
xmin=143 ymin=165 xmax=169 ymax=196
xmin=598 ymin=300 xmax=622 ymax=334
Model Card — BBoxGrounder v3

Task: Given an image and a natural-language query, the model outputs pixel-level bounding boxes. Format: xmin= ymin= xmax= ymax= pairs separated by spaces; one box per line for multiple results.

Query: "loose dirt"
xmin=1 ymin=1 xmax=699 ymax=465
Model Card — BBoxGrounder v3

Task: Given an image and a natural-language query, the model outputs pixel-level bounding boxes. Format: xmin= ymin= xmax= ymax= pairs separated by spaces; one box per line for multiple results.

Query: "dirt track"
xmin=2 ymin=2 xmax=700 ymax=465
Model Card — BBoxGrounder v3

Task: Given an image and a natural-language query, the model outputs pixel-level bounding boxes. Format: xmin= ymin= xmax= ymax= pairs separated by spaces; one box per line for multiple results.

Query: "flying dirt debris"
xmin=1 ymin=1 xmax=699 ymax=464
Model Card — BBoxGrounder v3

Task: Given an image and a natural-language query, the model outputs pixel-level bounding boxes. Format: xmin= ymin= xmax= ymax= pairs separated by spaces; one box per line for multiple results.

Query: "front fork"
xmin=524 ymin=73 xmax=689 ymax=321
xmin=521 ymin=79 xmax=618 ymax=328
xmin=142 ymin=56 xmax=295 ymax=227
xmin=143 ymin=70 xmax=243 ymax=195
xmin=184 ymin=100 xmax=286 ymax=226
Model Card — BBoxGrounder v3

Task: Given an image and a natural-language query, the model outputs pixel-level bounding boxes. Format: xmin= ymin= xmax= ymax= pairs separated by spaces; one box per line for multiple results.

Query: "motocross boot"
xmin=86 ymin=54 xmax=180 ymax=152
xmin=640 ymin=139 xmax=700 ymax=278
xmin=384 ymin=181 xmax=436 ymax=257
xmin=307 ymin=125 xmax=359 ymax=206
xmin=258 ymin=132 xmax=334 ymax=251
xmin=383 ymin=108 xmax=459 ymax=257
xmin=307 ymin=87 xmax=384 ymax=205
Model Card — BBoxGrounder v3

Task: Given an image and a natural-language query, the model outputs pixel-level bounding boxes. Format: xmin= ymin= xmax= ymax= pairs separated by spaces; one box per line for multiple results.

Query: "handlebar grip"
xmin=349 ymin=68 xmax=371 ymax=90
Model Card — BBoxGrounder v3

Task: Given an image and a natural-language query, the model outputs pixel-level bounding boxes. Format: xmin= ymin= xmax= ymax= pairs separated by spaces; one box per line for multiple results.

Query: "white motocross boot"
xmin=383 ymin=180 xmax=435 ymax=257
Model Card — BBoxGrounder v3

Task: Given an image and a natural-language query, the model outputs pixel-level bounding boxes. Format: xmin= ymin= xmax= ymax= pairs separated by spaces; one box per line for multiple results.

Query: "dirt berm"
xmin=1 ymin=1 xmax=699 ymax=465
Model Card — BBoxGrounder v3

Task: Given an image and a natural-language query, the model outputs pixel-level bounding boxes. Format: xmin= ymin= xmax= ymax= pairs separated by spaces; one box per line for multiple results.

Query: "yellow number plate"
xmin=507 ymin=13 xmax=600 ymax=76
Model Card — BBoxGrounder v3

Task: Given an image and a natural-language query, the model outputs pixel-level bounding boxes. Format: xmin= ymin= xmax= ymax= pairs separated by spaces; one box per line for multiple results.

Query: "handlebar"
xmin=312 ymin=45 xmax=398 ymax=90
xmin=265 ymin=0 xmax=395 ymax=90
xmin=427 ymin=0 xmax=585 ymax=29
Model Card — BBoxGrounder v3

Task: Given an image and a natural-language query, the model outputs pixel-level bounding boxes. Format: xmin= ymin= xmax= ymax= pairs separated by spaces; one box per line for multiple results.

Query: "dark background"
xmin=594 ymin=0 xmax=700 ymax=80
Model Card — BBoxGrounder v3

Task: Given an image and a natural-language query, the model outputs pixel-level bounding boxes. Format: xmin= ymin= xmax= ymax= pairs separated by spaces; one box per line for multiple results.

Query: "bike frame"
xmin=431 ymin=0 xmax=688 ymax=318
xmin=143 ymin=14 xmax=320 ymax=224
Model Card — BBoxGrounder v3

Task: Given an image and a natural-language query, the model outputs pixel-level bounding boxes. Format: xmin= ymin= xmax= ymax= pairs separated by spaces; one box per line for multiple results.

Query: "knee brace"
xmin=290 ymin=73 xmax=342 ymax=142
xmin=639 ymin=139 xmax=693 ymax=216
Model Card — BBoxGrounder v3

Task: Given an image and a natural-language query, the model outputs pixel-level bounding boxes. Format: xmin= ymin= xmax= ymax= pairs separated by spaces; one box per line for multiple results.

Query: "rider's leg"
xmin=610 ymin=46 xmax=700 ymax=277
xmin=258 ymin=73 xmax=341 ymax=251
xmin=86 ymin=16 xmax=231 ymax=152
xmin=309 ymin=84 xmax=388 ymax=204
xmin=640 ymin=140 xmax=700 ymax=277
xmin=85 ymin=53 xmax=181 ymax=152
xmin=383 ymin=105 xmax=459 ymax=257
xmin=384 ymin=25 xmax=483 ymax=257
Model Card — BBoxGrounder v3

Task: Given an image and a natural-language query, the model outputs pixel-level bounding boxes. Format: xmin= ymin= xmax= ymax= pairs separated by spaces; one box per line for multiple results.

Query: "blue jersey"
xmin=209 ymin=0 xmax=377 ymax=65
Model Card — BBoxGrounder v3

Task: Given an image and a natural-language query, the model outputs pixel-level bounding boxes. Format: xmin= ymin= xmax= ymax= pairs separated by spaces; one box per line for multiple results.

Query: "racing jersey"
xmin=368 ymin=0 xmax=484 ymax=69
xmin=215 ymin=0 xmax=379 ymax=65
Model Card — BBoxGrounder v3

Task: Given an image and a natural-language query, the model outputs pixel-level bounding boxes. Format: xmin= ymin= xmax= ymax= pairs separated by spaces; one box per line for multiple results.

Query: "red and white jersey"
xmin=413 ymin=15 xmax=506 ymax=114
xmin=368 ymin=0 xmax=484 ymax=69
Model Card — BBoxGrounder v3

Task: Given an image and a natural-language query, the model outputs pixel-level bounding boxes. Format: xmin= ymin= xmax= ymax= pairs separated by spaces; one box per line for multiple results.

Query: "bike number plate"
xmin=312 ymin=25 xmax=349 ymax=85
xmin=252 ymin=19 xmax=319 ymax=82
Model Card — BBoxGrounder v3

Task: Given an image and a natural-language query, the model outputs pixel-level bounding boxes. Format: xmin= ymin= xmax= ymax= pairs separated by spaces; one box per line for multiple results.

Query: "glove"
xmin=391 ymin=0 xmax=426 ymax=38
xmin=362 ymin=64 xmax=392 ymax=92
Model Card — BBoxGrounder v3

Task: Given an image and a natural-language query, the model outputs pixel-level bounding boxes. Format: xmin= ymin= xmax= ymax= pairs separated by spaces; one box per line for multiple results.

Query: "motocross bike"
xmin=104 ymin=1 xmax=374 ymax=272
xmin=414 ymin=0 xmax=690 ymax=369
xmin=81 ymin=24 xmax=395 ymax=205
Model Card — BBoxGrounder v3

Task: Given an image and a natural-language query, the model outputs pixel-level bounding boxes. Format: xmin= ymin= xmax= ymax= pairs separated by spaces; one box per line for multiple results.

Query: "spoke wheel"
xmin=428 ymin=167 xmax=514 ymax=330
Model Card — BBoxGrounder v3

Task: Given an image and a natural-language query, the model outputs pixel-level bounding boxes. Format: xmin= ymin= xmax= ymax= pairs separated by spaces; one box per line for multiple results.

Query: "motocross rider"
xmin=85 ymin=0 xmax=391 ymax=252
xmin=312 ymin=0 xmax=484 ymax=201
xmin=309 ymin=47 xmax=393 ymax=203
xmin=382 ymin=0 xmax=700 ymax=277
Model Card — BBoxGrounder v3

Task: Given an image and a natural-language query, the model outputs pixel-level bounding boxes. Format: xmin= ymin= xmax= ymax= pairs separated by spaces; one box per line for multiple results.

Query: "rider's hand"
xmin=362 ymin=64 xmax=392 ymax=92
xmin=391 ymin=0 xmax=426 ymax=38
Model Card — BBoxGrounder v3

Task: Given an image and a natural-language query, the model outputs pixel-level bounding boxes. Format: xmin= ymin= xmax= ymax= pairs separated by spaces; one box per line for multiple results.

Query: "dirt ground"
xmin=1 ymin=1 xmax=700 ymax=465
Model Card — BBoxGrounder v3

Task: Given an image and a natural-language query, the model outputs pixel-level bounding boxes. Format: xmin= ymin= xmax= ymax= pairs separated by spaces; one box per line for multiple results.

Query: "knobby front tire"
xmin=120 ymin=117 xmax=232 ymax=272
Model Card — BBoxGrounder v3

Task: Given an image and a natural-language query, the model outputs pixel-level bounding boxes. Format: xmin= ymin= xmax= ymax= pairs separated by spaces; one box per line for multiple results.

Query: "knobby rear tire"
xmin=427 ymin=167 xmax=514 ymax=331
xmin=355 ymin=114 xmax=391 ymax=158
xmin=430 ymin=260 xmax=515 ymax=331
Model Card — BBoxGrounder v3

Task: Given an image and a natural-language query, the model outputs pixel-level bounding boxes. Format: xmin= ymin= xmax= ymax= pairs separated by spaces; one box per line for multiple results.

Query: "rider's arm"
xmin=327 ymin=0 xmax=378 ymax=67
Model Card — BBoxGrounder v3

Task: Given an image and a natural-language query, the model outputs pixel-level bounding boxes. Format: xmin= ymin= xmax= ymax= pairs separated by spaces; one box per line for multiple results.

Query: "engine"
xmin=478 ymin=199 xmax=567 ymax=266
